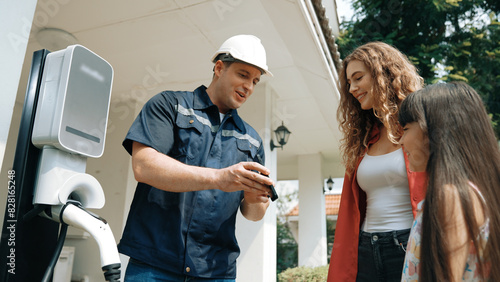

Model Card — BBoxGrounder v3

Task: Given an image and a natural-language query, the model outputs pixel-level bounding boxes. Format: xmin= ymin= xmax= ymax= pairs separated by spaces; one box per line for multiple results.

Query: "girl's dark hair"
xmin=399 ymin=82 xmax=500 ymax=281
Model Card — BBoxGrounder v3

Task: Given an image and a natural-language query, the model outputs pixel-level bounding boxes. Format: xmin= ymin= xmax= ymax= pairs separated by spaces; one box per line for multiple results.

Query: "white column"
xmin=0 ymin=1 xmax=38 ymax=172
xmin=118 ymin=100 xmax=143 ymax=280
xmin=236 ymin=83 xmax=277 ymax=282
xmin=298 ymin=154 xmax=327 ymax=267
xmin=0 ymin=0 xmax=38 ymax=225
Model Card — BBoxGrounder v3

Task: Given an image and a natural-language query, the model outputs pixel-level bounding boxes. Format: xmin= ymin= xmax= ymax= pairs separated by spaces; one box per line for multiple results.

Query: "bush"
xmin=276 ymin=220 xmax=298 ymax=274
xmin=277 ymin=265 xmax=329 ymax=282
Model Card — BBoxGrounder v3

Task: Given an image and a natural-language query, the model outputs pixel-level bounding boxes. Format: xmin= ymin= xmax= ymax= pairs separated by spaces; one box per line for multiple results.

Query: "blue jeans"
xmin=356 ymin=229 xmax=410 ymax=282
xmin=124 ymin=259 xmax=236 ymax=282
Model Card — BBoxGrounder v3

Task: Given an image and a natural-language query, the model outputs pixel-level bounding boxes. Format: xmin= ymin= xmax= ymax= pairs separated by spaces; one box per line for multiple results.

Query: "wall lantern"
xmin=324 ymin=176 xmax=334 ymax=194
xmin=270 ymin=122 xmax=291 ymax=151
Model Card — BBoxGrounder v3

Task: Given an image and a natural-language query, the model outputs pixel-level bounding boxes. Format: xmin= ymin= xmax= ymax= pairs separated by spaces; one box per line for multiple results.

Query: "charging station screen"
xmin=59 ymin=46 xmax=113 ymax=157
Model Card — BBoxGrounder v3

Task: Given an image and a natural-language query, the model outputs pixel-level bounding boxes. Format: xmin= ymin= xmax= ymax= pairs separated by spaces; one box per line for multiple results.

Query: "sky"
xmin=336 ymin=0 xmax=355 ymax=23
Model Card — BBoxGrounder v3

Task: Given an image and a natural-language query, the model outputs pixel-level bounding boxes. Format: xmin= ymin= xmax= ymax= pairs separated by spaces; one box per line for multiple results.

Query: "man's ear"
xmin=213 ymin=60 xmax=224 ymax=77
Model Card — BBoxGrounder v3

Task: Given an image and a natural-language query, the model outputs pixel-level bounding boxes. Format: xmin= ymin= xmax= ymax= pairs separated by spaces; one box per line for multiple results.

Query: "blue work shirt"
xmin=118 ymin=85 xmax=265 ymax=279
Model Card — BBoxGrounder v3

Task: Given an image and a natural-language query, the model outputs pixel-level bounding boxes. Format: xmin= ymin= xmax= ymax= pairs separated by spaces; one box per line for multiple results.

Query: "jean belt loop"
xmin=392 ymin=230 xmax=399 ymax=246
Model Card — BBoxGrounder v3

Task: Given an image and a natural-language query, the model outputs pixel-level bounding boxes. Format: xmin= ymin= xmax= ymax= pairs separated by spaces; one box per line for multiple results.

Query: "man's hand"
xmin=217 ymin=162 xmax=274 ymax=195
xmin=243 ymin=190 xmax=270 ymax=204
xmin=216 ymin=162 xmax=273 ymax=221
xmin=241 ymin=190 xmax=271 ymax=221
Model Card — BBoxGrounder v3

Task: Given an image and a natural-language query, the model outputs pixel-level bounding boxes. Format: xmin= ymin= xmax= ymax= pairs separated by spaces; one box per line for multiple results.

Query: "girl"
xmin=399 ymin=82 xmax=500 ymax=281
xmin=327 ymin=42 xmax=427 ymax=282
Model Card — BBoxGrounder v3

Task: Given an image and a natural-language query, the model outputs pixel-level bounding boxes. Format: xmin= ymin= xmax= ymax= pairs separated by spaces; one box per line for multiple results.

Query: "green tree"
xmin=326 ymin=219 xmax=335 ymax=263
xmin=337 ymin=0 xmax=500 ymax=136
xmin=276 ymin=220 xmax=298 ymax=274
xmin=276 ymin=185 xmax=298 ymax=275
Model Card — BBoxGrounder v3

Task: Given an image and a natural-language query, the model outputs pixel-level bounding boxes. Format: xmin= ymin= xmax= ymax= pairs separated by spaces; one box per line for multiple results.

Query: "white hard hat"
xmin=211 ymin=34 xmax=273 ymax=77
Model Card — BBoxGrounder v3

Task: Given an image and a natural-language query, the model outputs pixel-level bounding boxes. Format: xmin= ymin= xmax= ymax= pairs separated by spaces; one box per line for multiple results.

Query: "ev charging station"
xmin=0 ymin=45 xmax=121 ymax=281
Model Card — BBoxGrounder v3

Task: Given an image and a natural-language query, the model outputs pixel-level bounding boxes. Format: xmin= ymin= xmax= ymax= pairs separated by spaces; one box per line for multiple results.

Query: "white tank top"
xmin=356 ymin=148 xmax=413 ymax=232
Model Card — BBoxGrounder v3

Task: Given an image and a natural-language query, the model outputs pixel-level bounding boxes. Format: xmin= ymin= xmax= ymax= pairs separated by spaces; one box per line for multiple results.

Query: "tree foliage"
xmin=326 ymin=219 xmax=335 ymax=263
xmin=276 ymin=220 xmax=298 ymax=275
xmin=276 ymin=186 xmax=298 ymax=275
xmin=337 ymin=0 xmax=500 ymax=136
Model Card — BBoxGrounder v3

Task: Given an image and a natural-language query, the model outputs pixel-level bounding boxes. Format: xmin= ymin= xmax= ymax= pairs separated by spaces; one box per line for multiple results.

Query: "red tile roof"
xmin=286 ymin=194 xmax=342 ymax=216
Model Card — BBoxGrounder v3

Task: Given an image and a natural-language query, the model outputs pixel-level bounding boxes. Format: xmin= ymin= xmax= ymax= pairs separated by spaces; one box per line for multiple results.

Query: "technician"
xmin=118 ymin=34 xmax=274 ymax=281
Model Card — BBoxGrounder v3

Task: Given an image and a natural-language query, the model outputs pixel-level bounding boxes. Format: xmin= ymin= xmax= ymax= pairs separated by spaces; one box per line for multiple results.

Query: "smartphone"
xmin=262 ymin=173 xmax=278 ymax=201
xmin=254 ymin=155 xmax=278 ymax=201
xmin=268 ymin=183 xmax=279 ymax=201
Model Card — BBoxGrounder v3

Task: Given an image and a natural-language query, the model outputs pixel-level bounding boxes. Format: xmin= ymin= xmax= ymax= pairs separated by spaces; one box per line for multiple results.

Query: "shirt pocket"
xmin=235 ymin=138 xmax=258 ymax=162
xmin=175 ymin=113 xmax=205 ymax=162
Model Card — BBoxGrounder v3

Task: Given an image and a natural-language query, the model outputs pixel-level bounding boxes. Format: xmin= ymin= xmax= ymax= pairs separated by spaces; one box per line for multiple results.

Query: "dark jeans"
xmin=125 ymin=259 xmax=236 ymax=282
xmin=356 ymin=228 xmax=410 ymax=282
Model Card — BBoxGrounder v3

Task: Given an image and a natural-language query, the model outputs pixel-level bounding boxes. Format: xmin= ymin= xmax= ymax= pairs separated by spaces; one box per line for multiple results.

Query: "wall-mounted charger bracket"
xmin=33 ymin=146 xmax=104 ymax=209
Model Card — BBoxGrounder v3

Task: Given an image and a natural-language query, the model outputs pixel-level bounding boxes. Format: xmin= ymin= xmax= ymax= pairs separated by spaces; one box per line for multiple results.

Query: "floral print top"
xmin=401 ymin=185 xmax=490 ymax=281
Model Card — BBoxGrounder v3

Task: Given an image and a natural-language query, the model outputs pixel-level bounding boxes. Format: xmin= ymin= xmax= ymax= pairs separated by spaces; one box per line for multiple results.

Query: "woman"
xmin=399 ymin=82 xmax=500 ymax=281
xmin=327 ymin=42 xmax=427 ymax=282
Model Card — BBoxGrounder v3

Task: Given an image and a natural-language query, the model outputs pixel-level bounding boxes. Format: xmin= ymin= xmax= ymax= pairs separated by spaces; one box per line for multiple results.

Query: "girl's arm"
xmin=443 ymin=184 xmax=486 ymax=281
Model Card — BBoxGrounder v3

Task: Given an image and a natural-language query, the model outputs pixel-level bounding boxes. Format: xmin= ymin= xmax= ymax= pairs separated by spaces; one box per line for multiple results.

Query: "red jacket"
xmin=327 ymin=126 xmax=427 ymax=282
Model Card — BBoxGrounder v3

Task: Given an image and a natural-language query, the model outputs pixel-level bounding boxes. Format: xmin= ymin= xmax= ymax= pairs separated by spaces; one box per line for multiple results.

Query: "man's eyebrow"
xmin=238 ymin=68 xmax=261 ymax=82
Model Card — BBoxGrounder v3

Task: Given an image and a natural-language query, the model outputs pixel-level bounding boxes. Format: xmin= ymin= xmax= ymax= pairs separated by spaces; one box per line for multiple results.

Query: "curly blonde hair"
xmin=337 ymin=42 xmax=424 ymax=173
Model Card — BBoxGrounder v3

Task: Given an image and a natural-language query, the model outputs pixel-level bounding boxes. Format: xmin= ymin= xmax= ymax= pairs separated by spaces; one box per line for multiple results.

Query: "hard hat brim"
xmin=212 ymin=53 xmax=273 ymax=77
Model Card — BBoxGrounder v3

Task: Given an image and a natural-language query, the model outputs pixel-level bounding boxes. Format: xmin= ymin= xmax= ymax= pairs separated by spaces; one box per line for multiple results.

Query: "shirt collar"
xmin=225 ymin=108 xmax=245 ymax=132
xmin=193 ymin=85 xmax=214 ymax=110
xmin=193 ymin=85 xmax=246 ymax=132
